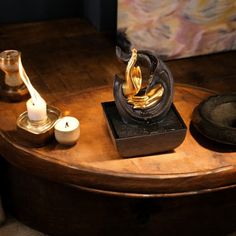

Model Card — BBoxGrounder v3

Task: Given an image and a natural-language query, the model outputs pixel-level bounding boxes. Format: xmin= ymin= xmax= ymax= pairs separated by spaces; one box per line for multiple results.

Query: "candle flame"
xmin=63 ymin=110 xmax=70 ymax=116
xmin=18 ymin=56 xmax=46 ymax=106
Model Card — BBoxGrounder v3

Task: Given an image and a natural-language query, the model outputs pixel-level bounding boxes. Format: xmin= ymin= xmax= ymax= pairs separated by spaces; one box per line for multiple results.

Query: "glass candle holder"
xmin=0 ymin=50 xmax=28 ymax=102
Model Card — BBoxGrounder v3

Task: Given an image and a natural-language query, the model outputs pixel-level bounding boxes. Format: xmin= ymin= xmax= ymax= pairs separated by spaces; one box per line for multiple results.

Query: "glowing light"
xmin=18 ymin=57 xmax=47 ymax=121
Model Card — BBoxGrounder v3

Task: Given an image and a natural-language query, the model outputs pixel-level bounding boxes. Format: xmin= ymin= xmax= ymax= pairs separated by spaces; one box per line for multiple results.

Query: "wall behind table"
xmin=0 ymin=0 xmax=117 ymax=33
xmin=118 ymin=0 xmax=236 ymax=59
xmin=0 ymin=0 xmax=84 ymax=23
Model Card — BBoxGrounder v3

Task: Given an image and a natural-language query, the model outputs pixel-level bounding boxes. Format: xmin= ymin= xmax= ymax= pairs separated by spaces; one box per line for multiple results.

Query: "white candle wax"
xmin=54 ymin=116 xmax=80 ymax=145
xmin=26 ymin=98 xmax=47 ymax=121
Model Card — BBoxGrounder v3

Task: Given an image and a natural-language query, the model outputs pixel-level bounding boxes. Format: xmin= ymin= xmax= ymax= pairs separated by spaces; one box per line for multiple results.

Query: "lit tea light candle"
xmin=54 ymin=116 xmax=80 ymax=145
xmin=26 ymin=98 xmax=47 ymax=122
xmin=18 ymin=55 xmax=48 ymax=122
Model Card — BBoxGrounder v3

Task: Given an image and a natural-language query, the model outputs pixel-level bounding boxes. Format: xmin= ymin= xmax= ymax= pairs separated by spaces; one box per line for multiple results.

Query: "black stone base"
xmin=102 ymin=101 xmax=187 ymax=157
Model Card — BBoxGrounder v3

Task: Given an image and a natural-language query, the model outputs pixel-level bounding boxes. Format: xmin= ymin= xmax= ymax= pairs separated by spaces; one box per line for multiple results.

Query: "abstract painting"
xmin=118 ymin=0 xmax=236 ymax=59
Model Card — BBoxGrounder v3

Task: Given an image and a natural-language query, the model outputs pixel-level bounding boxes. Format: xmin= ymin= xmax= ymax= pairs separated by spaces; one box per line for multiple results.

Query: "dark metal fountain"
xmin=102 ymin=47 xmax=187 ymax=157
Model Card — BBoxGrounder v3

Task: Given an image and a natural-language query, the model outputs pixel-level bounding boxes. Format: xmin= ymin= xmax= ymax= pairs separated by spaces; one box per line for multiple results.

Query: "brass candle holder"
xmin=0 ymin=50 xmax=28 ymax=102
xmin=17 ymin=105 xmax=61 ymax=147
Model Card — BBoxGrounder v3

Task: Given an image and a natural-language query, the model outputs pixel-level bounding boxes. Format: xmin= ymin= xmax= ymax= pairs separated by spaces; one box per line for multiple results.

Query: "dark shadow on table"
xmin=190 ymin=123 xmax=236 ymax=153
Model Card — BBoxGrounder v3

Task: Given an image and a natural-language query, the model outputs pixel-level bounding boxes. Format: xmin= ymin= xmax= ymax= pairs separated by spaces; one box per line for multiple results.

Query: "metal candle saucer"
xmin=17 ymin=105 xmax=61 ymax=147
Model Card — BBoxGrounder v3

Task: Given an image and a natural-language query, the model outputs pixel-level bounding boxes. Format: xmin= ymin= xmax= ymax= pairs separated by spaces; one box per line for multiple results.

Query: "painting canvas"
xmin=117 ymin=0 xmax=236 ymax=59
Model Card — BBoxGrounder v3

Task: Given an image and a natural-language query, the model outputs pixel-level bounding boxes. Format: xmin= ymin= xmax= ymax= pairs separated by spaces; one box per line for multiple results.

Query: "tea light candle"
xmin=54 ymin=116 xmax=80 ymax=145
xmin=26 ymin=98 xmax=47 ymax=122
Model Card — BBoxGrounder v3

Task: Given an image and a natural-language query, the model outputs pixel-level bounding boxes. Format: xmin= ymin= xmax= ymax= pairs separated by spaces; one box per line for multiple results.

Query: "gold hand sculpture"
xmin=122 ymin=48 xmax=164 ymax=109
xmin=122 ymin=48 xmax=142 ymax=97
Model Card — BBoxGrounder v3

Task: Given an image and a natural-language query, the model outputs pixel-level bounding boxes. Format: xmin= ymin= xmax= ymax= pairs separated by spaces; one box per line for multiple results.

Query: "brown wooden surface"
xmin=0 ymin=18 xmax=236 ymax=98
xmin=0 ymin=84 xmax=235 ymax=196
xmin=0 ymin=18 xmax=236 ymax=197
xmin=2 ymin=162 xmax=236 ymax=236
xmin=0 ymin=18 xmax=236 ymax=236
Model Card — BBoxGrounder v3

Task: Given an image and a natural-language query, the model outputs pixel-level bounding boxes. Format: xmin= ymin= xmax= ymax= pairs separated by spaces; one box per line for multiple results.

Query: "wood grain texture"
xmin=0 ymin=84 xmax=235 ymax=196
xmin=0 ymin=18 xmax=236 ymax=236
xmin=0 ymin=18 xmax=235 ymax=197
xmin=2 ymin=163 xmax=236 ymax=236
xmin=0 ymin=18 xmax=236 ymax=98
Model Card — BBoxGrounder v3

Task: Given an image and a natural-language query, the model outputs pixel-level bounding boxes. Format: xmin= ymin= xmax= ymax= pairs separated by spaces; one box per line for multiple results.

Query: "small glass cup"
xmin=0 ymin=50 xmax=28 ymax=102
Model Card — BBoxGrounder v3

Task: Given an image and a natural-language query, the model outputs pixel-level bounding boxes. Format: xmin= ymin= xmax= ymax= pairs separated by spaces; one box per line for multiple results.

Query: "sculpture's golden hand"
xmin=122 ymin=48 xmax=164 ymax=109
xmin=128 ymin=84 xmax=164 ymax=109
xmin=122 ymin=48 xmax=142 ymax=97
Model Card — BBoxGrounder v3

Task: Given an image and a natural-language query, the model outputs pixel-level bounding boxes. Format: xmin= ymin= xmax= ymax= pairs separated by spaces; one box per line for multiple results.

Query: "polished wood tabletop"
xmin=1 ymin=18 xmax=236 ymax=236
xmin=0 ymin=84 xmax=235 ymax=197
xmin=0 ymin=18 xmax=236 ymax=198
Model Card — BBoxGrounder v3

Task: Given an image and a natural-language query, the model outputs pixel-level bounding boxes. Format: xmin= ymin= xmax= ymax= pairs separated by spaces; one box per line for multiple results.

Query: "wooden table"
xmin=0 ymin=85 xmax=236 ymax=235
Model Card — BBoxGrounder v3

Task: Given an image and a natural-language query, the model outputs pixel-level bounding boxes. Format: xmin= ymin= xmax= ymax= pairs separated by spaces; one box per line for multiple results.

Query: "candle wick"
xmin=65 ymin=122 xmax=69 ymax=128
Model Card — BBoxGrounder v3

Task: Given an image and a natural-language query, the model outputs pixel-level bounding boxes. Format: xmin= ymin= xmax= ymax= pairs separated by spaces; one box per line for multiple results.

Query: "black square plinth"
xmin=102 ymin=101 xmax=187 ymax=157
